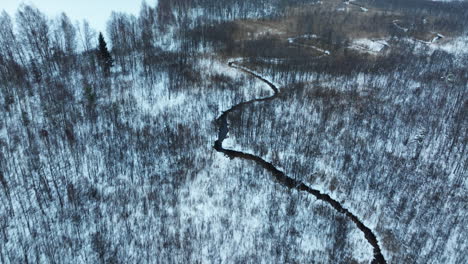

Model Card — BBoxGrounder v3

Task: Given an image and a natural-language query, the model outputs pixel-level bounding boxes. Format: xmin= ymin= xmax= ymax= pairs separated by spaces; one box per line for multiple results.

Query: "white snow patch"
xmin=407 ymin=34 xmax=468 ymax=57
xmin=131 ymin=77 xmax=187 ymax=116
xmin=287 ymin=35 xmax=331 ymax=55
xmin=221 ymin=136 xmax=236 ymax=149
xmin=393 ymin=20 xmax=409 ymax=32
xmin=437 ymin=35 xmax=468 ymax=54
xmin=0 ymin=125 xmax=6 ymax=141
xmin=350 ymin=39 xmax=389 ymax=53
xmin=348 ymin=228 xmax=374 ymax=262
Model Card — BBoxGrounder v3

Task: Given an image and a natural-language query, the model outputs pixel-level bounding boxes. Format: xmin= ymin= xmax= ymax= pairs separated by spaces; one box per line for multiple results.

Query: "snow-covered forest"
xmin=0 ymin=0 xmax=467 ymax=263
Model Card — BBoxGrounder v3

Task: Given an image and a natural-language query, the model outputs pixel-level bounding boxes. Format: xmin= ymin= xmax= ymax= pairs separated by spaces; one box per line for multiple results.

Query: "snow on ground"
xmin=157 ymin=26 xmax=181 ymax=52
xmin=393 ymin=20 xmax=409 ymax=32
xmin=287 ymin=34 xmax=331 ymax=55
xmin=198 ymin=56 xmax=279 ymax=89
xmin=290 ymin=42 xmax=331 ymax=55
xmin=230 ymin=60 xmax=284 ymax=88
xmin=350 ymin=39 xmax=389 ymax=53
xmin=140 ymin=91 xmax=186 ymax=116
xmin=0 ymin=122 xmax=7 ymax=141
xmin=287 ymin=34 xmax=319 ymax=43
xmin=348 ymin=228 xmax=374 ymax=262
xmin=436 ymin=35 xmax=468 ymax=54
xmin=221 ymin=136 xmax=237 ymax=150
xmin=406 ymin=34 xmax=468 ymax=58
xmin=120 ymin=73 xmax=188 ymax=117
xmin=185 ymin=56 xmax=282 ymax=135
xmin=177 ymin=151 xmax=374 ymax=263
xmin=198 ymin=57 xmax=243 ymax=79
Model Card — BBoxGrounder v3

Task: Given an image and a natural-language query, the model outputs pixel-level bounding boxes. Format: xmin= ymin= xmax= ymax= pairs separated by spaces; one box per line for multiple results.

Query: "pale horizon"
xmin=2 ymin=0 xmax=148 ymax=34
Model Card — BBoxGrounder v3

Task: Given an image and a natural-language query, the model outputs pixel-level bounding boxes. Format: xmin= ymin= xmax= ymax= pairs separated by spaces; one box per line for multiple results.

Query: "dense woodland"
xmin=0 ymin=0 xmax=467 ymax=263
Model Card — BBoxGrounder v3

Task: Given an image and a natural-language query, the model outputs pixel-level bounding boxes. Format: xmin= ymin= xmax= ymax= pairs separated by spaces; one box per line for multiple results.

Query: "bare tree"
xmin=78 ymin=20 xmax=97 ymax=53
xmin=107 ymin=12 xmax=139 ymax=73
xmin=51 ymin=13 xmax=77 ymax=73
xmin=16 ymin=5 xmax=56 ymax=74
xmin=0 ymin=11 xmax=27 ymax=69
xmin=157 ymin=0 xmax=175 ymax=32
xmin=77 ymin=20 xmax=98 ymax=76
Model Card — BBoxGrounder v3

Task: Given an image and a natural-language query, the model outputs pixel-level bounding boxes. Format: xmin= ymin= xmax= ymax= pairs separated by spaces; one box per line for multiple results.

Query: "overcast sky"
xmin=2 ymin=0 xmax=145 ymax=34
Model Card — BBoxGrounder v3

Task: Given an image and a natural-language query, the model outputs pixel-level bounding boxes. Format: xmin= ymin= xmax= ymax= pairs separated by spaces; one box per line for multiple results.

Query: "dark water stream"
xmin=213 ymin=61 xmax=386 ymax=264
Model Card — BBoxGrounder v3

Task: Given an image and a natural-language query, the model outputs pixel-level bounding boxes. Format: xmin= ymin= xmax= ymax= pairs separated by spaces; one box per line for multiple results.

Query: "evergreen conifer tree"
xmin=97 ymin=32 xmax=113 ymax=76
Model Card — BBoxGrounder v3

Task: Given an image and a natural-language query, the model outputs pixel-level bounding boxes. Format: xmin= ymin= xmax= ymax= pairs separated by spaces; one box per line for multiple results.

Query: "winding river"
xmin=213 ymin=61 xmax=387 ymax=264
